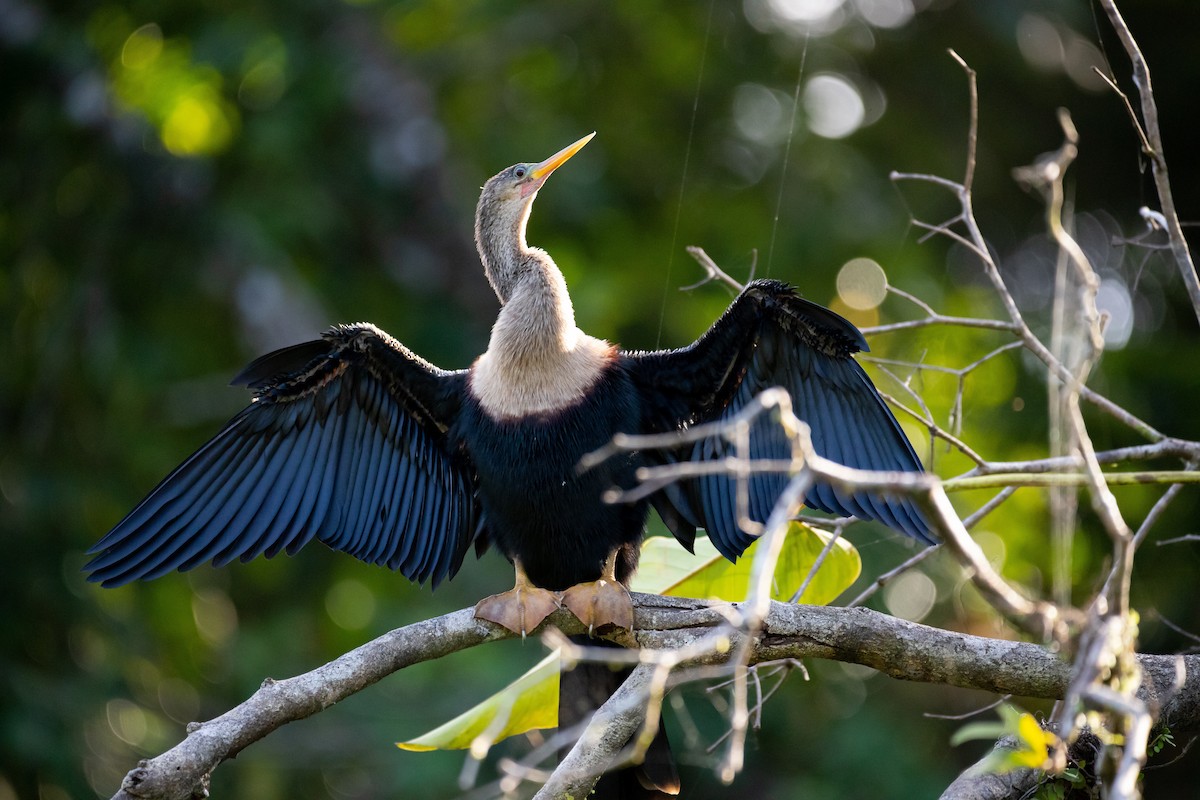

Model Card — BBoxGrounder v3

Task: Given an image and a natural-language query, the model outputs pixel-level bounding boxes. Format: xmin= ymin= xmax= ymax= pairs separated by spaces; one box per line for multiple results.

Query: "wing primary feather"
xmin=132 ymin=433 xmax=267 ymax=580
xmin=429 ymin=453 xmax=461 ymax=581
xmin=321 ymin=387 xmax=373 ymax=553
xmin=173 ymin=434 xmax=284 ymax=571
xmin=377 ymin=393 xmax=415 ymax=563
xmin=411 ymin=461 xmax=442 ymax=582
xmin=389 ymin=435 xmax=425 ymax=570
xmin=86 ymin=424 xmax=246 ymax=575
xmin=362 ymin=403 xmax=404 ymax=565
xmin=306 ymin=392 xmax=357 ymax=554
xmin=411 ymin=442 xmax=447 ymax=582
xmin=410 ymin=447 xmax=441 ymax=581
xmin=89 ymin=332 xmax=474 ymax=587
xmin=87 ymin=415 xmax=254 ymax=565
xmin=253 ymin=407 xmax=325 ymax=560
xmin=102 ymin=428 xmax=263 ymax=581
xmin=344 ymin=382 xmax=390 ymax=558
xmin=341 ymin=398 xmax=383 ymax=558
xmin=418 ymin=458 xmax=449 ymax=581
xmin=374 ymin=397 xmax=421 ymax=568
xmin=358 ymin=380 xmax=400 ymax=561
xmin=381 ymin=420 xmax=418 ymax=569
xmin=209 ymin=423 xmax=307 ymax=566
xmin=394 ymin=450 xmax=429 ymax=577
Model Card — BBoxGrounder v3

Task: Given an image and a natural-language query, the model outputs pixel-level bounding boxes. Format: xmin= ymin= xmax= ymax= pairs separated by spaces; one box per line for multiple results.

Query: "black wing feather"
xmin=87 ymin=324 xmax=478 ymax=588
xmin=627 ymin=279 xmax=933 ymax=560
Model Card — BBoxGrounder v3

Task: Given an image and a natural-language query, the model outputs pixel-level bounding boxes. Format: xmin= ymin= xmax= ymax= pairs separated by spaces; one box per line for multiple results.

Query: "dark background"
xmin=4 ymin=1 xmax=1199 ymax=797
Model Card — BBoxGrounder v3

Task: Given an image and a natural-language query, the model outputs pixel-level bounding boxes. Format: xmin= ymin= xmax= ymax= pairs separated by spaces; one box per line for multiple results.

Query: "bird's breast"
xmin=468 ymin=333 xmax=617 ymax=420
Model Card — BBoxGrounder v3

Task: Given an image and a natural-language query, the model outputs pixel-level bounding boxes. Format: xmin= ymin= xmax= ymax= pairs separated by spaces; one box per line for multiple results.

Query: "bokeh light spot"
xmin=836 ymin=257 xmax=887 ymax=310
xmin=854 ymin=0 xmax=913 ymax=29
xmin=883 ymin=570 xmax=936 ymax=622
xmin=121 ymin=23 xmax=162 ymax=70
xmin=105 ymin=699 xmax=148 ymax=747
xmin=829 ymin=296 xmax=878 ymax=331
xmin=766 ymin=0 xmax=845 ymax=24
xmin=162 ymin=93 xmax=222 ymax=155
xmin=973 ymin=531 xmax=1007 ymax=570
xmin=1097 ymin=278 xmax=1133 ymax=350
xmin=1016 ymin=14 xmax=1062 ymax=71
xmin=192 ymin=587 xmax=239 ymax=646
xmin=109 ymin=22 xmax=239 ymax=157
xmin=803 ymin=73 xmax=865 ymax=139
xmin=733 ymin=82 xmax=790 ymax=145
xmin=158 ymin=677 xmax=200 ymax=725
xmin=239 ymin=35 xmax=288 ymax=110
xmin=325 ymin=578 xmax=377 ymax=630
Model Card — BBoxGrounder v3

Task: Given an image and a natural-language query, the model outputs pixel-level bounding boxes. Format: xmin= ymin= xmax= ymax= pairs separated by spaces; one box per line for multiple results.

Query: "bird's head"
xmin=475 ymin=132 xmax=595 ymax=302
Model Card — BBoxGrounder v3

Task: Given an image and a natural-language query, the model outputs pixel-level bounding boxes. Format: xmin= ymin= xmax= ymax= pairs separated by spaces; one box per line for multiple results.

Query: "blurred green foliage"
xmin=3 ymin=1 xmax=1199 ymax=798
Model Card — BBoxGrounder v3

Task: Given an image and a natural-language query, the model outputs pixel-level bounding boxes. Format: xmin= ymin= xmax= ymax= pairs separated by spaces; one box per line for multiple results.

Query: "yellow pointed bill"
xmin=529 ymin=132 xmax=595 ymax=182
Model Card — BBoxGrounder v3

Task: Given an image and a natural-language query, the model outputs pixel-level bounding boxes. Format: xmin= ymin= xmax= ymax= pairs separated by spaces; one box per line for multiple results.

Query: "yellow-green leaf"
xmin=1011 ymin=710 xmax=1054 ymax=769
xmin=397 ymin=651 xmax=559 ymax=752
xmin=630 ymin=523 xmax=861 ymax=605
xmin=953 ymin=705 xmax=1055 ymax=774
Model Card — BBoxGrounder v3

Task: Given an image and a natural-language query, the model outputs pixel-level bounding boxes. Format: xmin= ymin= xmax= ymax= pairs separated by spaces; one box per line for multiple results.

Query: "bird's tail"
xmin=559 ymin=636 xmax=679 ymax=799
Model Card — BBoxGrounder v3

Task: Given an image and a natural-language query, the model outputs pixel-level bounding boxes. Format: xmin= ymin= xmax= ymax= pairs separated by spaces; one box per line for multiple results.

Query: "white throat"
xmin=470 ymin=264 xmax=613 ymax=418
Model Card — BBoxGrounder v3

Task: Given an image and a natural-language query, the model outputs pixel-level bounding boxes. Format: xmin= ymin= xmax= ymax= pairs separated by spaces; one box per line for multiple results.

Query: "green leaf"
xmin=396 ymin=651 xmax=560 ymax=752
xmin=949 ymin=721 xmax=1007 ymax=746
xmin=630 ymin=523 xmax=861 ymax=605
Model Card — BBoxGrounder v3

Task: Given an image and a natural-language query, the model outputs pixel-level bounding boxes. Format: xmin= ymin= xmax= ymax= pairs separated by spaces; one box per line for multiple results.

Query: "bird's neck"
xmin=489 ymin=250 xmax=582 ymax=367
xmin=472 ymin=251 xmax=614 ymax=418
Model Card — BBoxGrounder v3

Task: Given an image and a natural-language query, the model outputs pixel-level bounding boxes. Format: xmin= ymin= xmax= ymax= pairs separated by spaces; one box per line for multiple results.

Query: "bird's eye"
xmin=514 ymin=166 xmax=527 ymax=179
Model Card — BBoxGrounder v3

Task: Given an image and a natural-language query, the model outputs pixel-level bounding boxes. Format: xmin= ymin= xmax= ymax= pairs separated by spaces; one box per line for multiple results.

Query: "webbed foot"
xmin=474 ymin=584 xmax=560 ymax=637
xmin=561 ymin=578 xmax=634 ymax=635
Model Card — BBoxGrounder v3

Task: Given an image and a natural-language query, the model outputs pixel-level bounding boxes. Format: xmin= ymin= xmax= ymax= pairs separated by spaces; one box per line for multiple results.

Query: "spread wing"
xmin=86 ymin=323 xmax=479 ymax=588
xmin=626 ymin=279 xmax=932 ymax=561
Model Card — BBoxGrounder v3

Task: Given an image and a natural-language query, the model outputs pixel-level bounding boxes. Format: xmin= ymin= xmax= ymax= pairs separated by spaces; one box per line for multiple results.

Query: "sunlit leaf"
xmin=953 ymin=705 xmax=1055 ymax=773
xmin=630 ymin=523 xmax=861 ymax=606
xmin=396 ymin=651 xmax=559 ymax=752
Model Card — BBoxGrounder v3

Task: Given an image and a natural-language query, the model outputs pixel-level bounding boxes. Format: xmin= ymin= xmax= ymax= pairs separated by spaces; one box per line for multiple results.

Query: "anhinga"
xmin=87 ymin=133 xmax=932 ymax=797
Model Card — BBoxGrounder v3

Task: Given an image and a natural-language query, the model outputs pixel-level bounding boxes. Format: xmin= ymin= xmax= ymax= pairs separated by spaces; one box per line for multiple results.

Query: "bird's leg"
xmin=474 ymin=560 xmax=561 ymax=638
xmin=560 ymin=550 xmax=634 ymax=635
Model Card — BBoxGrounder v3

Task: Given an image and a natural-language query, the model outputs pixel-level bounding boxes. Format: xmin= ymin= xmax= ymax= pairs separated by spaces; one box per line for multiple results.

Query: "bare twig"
xmin=1158 ymin=534 xmax=1200 ymax=546
xmin=1091 ymin=66 xmax=1153 ymax=155
xmin=1097 ymin=0 xmax=1200 ymax=325
xmin=924 ymin=694 xmax=1011 ymax=721
xmin=944 ymin=471 xmax=1200 ymax=492
xmin=682 ymin=245 xmax=747 ymax=292
xmin=948 ymin=49 xmax=978 ymax=194
xmin=968 ymin=440 xmax=1200 ymax=475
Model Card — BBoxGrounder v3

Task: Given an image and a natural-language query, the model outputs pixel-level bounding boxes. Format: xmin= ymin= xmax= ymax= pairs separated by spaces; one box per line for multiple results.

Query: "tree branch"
xmin=110 ymin=609 xmax=510 ymax=800
xmin=938 ymin=735 xmax=1040 ymax=800
xmin=109 ymin=595 xmax=1200 ymax=800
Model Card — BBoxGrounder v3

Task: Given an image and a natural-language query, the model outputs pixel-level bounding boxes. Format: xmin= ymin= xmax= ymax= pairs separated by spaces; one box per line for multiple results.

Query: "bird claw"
xmin=561 ymin=578 xmax=634 ymax=634
xmin=474 ymin=585 xmax=561 ymax=637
